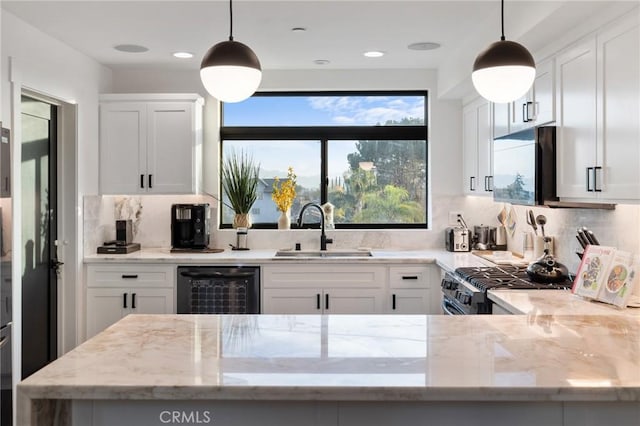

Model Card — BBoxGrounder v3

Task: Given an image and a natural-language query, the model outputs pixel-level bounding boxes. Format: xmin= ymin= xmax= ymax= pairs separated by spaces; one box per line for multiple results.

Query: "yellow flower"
xmin=272 ymin=167 xmax=297 ymax=212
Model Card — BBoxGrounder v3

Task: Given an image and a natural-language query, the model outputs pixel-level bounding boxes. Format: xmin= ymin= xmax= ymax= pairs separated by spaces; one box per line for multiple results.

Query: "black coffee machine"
xmin=171 ymin=204 xmax=210 ymax=249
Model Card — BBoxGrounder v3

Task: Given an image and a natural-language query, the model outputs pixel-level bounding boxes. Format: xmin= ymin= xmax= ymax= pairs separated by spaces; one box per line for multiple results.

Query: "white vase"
xmin=277 ymin=209 xmax=291 ymax=230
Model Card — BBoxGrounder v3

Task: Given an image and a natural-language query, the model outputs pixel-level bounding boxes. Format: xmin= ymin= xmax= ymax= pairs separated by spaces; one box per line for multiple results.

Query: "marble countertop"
xmin=488 ymin=289 xmax=640 ymax=317
xmin=83 ymin=248 xmax=492 ymax=272
xmin=19 ymin=314 xmax=640 ymax=402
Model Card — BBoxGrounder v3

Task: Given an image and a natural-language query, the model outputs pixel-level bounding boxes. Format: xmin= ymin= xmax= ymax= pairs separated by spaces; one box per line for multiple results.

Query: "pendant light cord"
xmin=500 ymin=0 xmax=505 ymax=41
xmin=229 ymin=0 xmax=234 ymax=41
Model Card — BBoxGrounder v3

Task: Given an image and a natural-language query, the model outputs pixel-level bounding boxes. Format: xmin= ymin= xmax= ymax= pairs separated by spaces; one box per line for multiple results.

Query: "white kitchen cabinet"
xmin=492 ymin=102 xmax=510 ymax=139
xmin=509 ymin=58 xmax=555 ymax=133
xmin=462 ymin=98 xmax=493 ymax=195
xmin=85 ymin=264 xmax=175 ymax=338
xmin=556 ymin=14 xmax=640 ymax=201
xmin=388 ymin=266 xmax=433 ymax=314
xmin=99 ymin=94 xmax=203 ymax=195
xmin=262 ymin=265 xmax=386 ymax=314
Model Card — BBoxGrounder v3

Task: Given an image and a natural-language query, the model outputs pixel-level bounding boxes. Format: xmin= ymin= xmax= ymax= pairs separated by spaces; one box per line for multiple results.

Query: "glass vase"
xmin=233 ymin=213 xmax=252 ymax=229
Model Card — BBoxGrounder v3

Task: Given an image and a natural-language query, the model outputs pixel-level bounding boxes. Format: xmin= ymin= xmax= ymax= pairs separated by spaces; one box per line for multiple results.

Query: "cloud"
xmin=307 ymin=95 xmax=424 ymax=125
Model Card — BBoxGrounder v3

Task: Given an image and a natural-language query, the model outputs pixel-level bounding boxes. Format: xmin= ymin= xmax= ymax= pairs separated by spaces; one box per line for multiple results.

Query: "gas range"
xmin=440 ymin=266 xmax=573 ymax=315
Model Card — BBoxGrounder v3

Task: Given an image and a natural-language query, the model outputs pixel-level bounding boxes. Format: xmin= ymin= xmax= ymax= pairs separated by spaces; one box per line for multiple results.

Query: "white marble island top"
xmin=19 ymin=314 xmax=640 ymax=403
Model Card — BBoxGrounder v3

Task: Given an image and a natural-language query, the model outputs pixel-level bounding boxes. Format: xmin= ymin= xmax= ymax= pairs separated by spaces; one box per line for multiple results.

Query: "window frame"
xmin=220 ymin=90 xmax=429 ymax=229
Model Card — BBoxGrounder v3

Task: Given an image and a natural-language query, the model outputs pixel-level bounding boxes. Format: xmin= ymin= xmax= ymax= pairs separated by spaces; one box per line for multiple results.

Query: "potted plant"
xmin=222 ymin=150 xmax=260 ymax=228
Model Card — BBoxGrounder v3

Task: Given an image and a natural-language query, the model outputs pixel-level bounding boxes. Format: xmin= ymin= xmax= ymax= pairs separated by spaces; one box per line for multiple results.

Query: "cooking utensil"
xmin=576 ymin=229 xmax=589 ymax=249
xmin=526 ymin=210 xmax=538 ymax=235
xmin=585 ymin=228 xmax=600 ymax=245
xmin=535 ymin=214 xmax=547 ymax=237
xmin=526 ymin=236 xmax=569 ymax=283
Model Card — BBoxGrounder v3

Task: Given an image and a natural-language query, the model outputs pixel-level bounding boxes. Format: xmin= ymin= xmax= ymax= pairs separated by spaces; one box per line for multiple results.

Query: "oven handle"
xmin=442 ymin=299 xmax=465 ymax=315
xmin=179 ymin=271 xmax=256 ymax=279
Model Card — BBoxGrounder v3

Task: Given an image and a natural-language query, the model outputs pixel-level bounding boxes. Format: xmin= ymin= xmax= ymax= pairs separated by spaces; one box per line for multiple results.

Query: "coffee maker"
xmin=171 ymin=204 xmax=210 ymax=250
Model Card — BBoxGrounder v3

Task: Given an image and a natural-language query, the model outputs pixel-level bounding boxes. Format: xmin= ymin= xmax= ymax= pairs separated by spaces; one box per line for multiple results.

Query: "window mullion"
xmin=321 ymin=138 xmax=328 ymax=204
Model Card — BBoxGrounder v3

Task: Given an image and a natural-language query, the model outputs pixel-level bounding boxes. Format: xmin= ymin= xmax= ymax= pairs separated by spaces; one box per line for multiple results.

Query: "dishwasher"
xmin=177 ymin=266 xmax=260 ymax=314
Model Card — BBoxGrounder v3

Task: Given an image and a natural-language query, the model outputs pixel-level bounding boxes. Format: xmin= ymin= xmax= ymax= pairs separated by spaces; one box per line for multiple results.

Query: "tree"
xmin=353 ymin=185 xmax=423 ymax=223
xmin=346 ymin=118 xmax=426 ymax=205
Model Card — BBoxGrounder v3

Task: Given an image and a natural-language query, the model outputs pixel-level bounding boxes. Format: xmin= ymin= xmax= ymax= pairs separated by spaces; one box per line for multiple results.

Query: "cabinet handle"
xmin=522 ymin=101 xmax=534 ymax=122
xmin=522 ymin=103 xmax=527 ymax=122
xmin=316 ymin=294 xmax=321 ymax=310
xmin=140 ymin=174 xmax=145 ymax=189
xmin=132 ymin=293 xmax=136 ymax=309
xmin=123 ymin=293 xmax=128 ymax=309
xmin=489 ymin=176 xmax=494 ymax=192
xmin=469 ymin=176 xmax=476 ymax=191
xmin=402 ymin=276 xmax=418 ymax=280
xmin=594 ymin=166 xmax=602 ymax=192
xmin=325 ymin=293 xmax=329 ymax=310
xmin=148 ymin=174 xmax=153 ymax=189
xmin=586 ymin=167 xmax=594 ymax=192
xmin=121 ymin=274 xmax=138 ymax=279
xmin=392 ymin=294 xmax=396 ymax=310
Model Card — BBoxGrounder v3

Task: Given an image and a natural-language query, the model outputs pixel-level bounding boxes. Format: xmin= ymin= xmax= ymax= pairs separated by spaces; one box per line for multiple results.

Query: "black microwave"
xmin=492 ymin=126 xmax=558 ymax=206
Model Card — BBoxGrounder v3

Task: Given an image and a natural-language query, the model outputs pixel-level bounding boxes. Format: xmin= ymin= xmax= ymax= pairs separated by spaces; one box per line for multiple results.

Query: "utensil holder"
xmin=533 ymin=235 xmax=554 ymax=259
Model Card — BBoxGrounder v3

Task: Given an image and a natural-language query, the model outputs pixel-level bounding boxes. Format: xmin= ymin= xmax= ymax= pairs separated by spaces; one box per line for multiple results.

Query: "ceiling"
xmin=1 ymin=0 xmax=630 ymax=74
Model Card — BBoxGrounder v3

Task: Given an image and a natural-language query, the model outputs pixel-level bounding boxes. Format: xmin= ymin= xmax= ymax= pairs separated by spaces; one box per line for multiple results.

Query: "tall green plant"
xmin=222 ymin=150 xmax=260 ymax=215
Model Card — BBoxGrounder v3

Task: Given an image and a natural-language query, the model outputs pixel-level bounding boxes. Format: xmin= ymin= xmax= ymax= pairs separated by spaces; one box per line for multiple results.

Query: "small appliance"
xmin=445 ymin=227 xmax=470 ymax=252
xmin=473 ymin=225 xmax=507 ymax=250
xmin=493 ymin=126 xmax=557 ymax=206
xmin=171 ymin=204 xmax=210 ymax=250
xmin=115 ymin=219 xmax=133 ymax=245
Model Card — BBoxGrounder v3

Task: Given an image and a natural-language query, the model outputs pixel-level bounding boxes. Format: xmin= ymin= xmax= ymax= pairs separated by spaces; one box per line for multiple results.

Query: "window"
xmin=221 ymin=91 xmax=428 ymax=228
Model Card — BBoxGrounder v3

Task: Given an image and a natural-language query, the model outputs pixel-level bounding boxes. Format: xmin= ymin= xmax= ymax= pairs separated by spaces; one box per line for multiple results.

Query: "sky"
xmin=222 ymin=95 xmax=425 ymax=185
xmin=223 ymin=95 xmax=425 ymax=127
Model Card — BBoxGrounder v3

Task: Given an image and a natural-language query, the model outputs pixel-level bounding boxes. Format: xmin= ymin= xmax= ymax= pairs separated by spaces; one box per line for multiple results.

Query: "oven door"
xmin=441 ymin=297 xmax=466 ymax=315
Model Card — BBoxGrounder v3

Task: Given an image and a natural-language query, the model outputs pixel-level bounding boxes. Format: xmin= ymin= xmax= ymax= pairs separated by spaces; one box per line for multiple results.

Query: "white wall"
xmin=1 ymin=10 xmax=113 ymax=392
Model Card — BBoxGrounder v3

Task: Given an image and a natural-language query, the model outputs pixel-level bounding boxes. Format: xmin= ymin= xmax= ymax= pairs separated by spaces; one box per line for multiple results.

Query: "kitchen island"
xmin=18 ymin=314 xmax=640 ymax=426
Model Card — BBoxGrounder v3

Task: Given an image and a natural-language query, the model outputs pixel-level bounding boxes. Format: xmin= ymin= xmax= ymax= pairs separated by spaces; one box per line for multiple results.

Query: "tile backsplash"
xmin=84 ymin=194 xmax=640 ymax=274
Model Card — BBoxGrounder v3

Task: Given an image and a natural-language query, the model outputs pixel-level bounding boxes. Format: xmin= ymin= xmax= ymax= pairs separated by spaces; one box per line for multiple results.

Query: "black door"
xmin=21 ymin=95 xmax=58 ymax=378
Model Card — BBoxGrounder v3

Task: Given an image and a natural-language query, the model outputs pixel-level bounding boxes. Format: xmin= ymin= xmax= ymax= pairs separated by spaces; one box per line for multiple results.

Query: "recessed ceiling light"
xmin=364 ymin=51 xmax=385 ymax=58
xmin=314 ymin=59 xmax=330 ymax=65
xmin=173 ymin=52 xmax=194 ymax=59
xmin=291 ymin=27 xmax=307 ymax=33
xmin=114 ymin=44 xmax=149 ymax=53
xmin=408 ymin=42 xmax=441 ymax=51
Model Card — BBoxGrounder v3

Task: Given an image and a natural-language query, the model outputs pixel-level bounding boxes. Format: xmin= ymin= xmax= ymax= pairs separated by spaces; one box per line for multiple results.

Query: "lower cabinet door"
xmin=129 ymin=288 xmax=174 ymax=315
xmin=389 ymin=289 xmax=430 ymax=314
xmin=262 ymin=288 xmax=323 ymax=314
xmin=86 ymin=288 xmax=129 ymax=339
xmin=324 ymin=289 xmax=384 ymax=314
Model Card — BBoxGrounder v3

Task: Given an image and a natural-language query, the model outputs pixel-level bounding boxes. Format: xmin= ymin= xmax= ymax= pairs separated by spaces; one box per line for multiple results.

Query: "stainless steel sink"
xmin=274 ymin=250 xmax=373 ymax=258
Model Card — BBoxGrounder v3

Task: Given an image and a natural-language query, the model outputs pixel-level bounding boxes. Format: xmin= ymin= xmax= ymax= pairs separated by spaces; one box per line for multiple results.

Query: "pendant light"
xmin=472 ymin=0 xmax=535 ymax=103
xmin=200 ymin=0 xmax=262 ymax=103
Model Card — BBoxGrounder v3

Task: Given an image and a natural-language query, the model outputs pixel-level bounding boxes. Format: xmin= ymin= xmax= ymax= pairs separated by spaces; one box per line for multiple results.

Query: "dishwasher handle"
xmin=179 ymin=270 xmax=256 ymax=279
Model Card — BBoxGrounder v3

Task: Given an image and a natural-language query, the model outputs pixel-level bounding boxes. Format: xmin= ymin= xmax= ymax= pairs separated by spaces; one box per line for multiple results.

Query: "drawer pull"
xmin=122 ymin=274 xmax=138 ymax=279
xmin=402 ymin=276 xmax=418 ymax=280
xmin=132 ymin=293 xmax=137 ymax=309
xmin=123 ymin=293 xmax=128 ymax=309
xmin=316 ymin=294 xmax=321 ymax=310
xmin=392 ymin=294 xmax=396 ymax=310
xmin=325 ymin=293 xmax=329 ymax=310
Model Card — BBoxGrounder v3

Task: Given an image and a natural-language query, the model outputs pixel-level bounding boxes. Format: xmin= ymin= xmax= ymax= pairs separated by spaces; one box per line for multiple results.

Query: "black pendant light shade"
xmin=472 ymin=0 xmax=536 ymax=103
xmin=200 ymin=0 xmax=262 ymax=103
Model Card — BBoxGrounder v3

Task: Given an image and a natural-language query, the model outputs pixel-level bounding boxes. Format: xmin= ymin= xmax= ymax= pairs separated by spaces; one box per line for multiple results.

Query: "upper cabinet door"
xmin=99 ymin=102 xmax=147 ymax=194
xmin=99 ymin=94 xmax=203 ymax=195
xmin=462 ymin=102 xmax=479 ymax=195
xmin=492 ymin=102 xmax=510 ymax=139
xmin=596 ymin=17 xmax=640 ymax=200
xmin=532 ymin=58 xmax=555 ymax=125
xmin=476 ymin=101 xmax=493 ymax=194
xmin=555 ymin=37 xmax=598 ymax=198
xmin=146 ymin=102 xmax=196 ymax=194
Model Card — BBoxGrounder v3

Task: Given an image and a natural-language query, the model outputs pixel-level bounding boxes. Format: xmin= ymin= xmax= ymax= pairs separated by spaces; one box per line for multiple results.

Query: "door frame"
xmin=9 ymin=60 xmax=79 ymax=395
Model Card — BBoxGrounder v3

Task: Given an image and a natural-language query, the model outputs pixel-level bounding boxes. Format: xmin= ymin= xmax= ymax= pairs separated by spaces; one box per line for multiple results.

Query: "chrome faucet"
xmin=297 ymin=202 xmax=333 ymax=251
